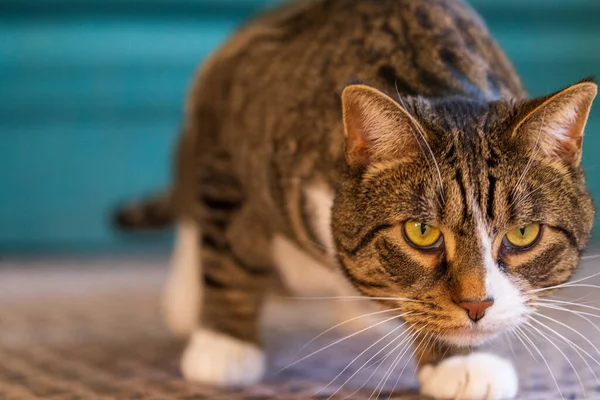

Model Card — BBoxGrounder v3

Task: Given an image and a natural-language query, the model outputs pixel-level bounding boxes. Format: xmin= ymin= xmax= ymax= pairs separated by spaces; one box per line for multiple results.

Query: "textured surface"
xmin=2 ymin=256 xmax=600 ymax=399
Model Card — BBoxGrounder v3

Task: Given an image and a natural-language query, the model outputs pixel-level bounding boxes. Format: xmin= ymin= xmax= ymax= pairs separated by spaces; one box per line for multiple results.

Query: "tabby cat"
xmin=115 ymin=0 xmax=597 ymax=398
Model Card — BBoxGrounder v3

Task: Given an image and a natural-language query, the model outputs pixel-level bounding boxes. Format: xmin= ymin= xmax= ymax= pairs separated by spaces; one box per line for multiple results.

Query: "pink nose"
xmin=457 ymin=299 xmax=494 ymax=322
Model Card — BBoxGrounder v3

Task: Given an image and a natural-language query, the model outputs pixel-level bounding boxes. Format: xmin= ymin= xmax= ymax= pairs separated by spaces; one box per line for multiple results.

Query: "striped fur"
xmin=118 ymin=0 xmax=596 ymax=395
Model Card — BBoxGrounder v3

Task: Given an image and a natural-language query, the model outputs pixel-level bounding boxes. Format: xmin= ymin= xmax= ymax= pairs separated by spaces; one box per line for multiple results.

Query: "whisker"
xmin=535 ymin=298 xmax=600 ymax=313
xmin=369 ymin=324 xmax=428 ymax=399
xmin=316 ymin=319 xmax=409 ymax=398
xmin=555 ymin=284 xmax=600 ymax=291
xmin=327 ymin=324 xmax=415 ymax=399
xmin=530 ymin=312 xmax=600 ymax=366
xmin=341 ymin=332 xmax=408 ymax=400
xmin=582 ymin=253 xmax=600 ymax=261
xmin=517 ymin=325 xmax=564 ymax=399
xmin=369 ymin=342 xmax=410 ymax=400
xmin=509 ymin=106 xmax=546 ymax=209
xmin=286 ymin=295 xmax=423 ymax=302
xmin=412 ymin=331 xmax=435 ymax=379
xmin=510 ymin=107 xmax=546 ymax=210
xmin=384 ymin=334 xmax=424 ymax=400
xmin=512 ymin=326 xmax=540 ymax=362
xmin=291 ymin=307 xmax=408 ymax=361
xmin=503 ymin=331 xmax=518 ymax=361
xmin=395 ymin=84 xmax=445 ymax=205
xmin=527 ymin=271 xmax=600 ymax=294
xmin=544 ymin=292 xmax=597 ymax=305
xmin=368 ymin=328 xmax=422 ymax=400
xmin=525 ymin=319 xmax=587 ymax=396
xmin=381 ymin=332 xmax=423 ymax=400
xmin=279 ymin=313 xmax=406 ymax=373
xmin=531 ymin=314 xmax=600 ymax=386
xmin=536 ymin=303 xmax=600 ymax=323
xmin=511 ymin=173 xmax=568 ymax=211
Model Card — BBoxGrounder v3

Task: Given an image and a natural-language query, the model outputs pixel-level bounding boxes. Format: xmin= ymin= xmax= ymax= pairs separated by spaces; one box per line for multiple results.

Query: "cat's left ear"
xmin=341 ymin=84 xmax=425 ymax=167
xmin=512 ymin=79 xmax=597 ymax=166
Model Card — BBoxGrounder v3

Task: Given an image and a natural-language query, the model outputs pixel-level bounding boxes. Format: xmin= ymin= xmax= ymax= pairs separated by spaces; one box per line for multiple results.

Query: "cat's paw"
xmin=418 ymin=353 xmax=517 ymax=400
xmin=181 ymin=329 xmax=266 ymax=387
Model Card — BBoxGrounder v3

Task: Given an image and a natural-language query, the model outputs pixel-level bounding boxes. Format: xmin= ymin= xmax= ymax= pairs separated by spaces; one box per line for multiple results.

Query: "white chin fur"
xmin=181 ymin=329 xmax=266 ymax=387
xmin=438 ymin=330 xmax=501 ymax=348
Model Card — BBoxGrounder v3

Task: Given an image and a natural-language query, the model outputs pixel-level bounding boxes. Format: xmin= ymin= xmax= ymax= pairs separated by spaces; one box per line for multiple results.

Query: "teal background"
xmin=1 ymin=0 xmax=599 ymax=253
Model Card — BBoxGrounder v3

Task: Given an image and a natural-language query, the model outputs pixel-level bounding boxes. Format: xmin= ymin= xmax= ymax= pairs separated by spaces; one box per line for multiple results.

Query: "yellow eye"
xmin=403 ymin=221 xmax=442 ymax=248
xmin=505 ymin=223 xmax=541 ymax=248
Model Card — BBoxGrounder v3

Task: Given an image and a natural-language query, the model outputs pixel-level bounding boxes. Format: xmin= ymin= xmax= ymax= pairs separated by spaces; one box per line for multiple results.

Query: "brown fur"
xmin=116 ymin=0 xmax=596 ymax=379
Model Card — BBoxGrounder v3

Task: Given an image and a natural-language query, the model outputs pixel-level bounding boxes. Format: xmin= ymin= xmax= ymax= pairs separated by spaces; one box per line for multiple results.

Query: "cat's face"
xmin=332 ymin=82 xmax=597 ymax=346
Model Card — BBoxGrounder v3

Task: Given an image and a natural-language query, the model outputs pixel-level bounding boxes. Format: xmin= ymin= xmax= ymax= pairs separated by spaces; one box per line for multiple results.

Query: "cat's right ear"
xmin=341 ymin=84 xmax=424 ymax=167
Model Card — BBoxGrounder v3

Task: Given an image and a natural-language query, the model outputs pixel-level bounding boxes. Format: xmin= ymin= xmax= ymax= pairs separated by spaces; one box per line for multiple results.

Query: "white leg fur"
xmin=162 ymin=220 xmax=201 ymax=337
xmin=181 ymin=328 xmax=266 ymax=387
xmin=419 ymin=353 xmax=518 ymax=400
xmin=272 ymin=234 xmax=390 ymax=333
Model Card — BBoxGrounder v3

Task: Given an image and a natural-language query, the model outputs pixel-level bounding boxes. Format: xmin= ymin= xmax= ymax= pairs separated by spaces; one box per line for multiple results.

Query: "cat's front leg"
xmin=180 ymin=203 xmax=274 ymax=388
xmin=416 ymin=341 xmax=518 ymax=400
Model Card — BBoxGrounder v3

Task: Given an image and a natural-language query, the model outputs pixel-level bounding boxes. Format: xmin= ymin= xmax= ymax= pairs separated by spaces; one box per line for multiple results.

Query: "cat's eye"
xmin=403 ymin=221 xmax=442 ymax=249
xmin=504 ymin=223 xmax=541 ymax=249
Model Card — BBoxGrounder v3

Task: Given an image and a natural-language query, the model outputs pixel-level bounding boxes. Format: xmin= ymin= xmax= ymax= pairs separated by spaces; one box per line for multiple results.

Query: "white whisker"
xmin=531 ymin=315 xmax=600 ymax=386
xmin=511 ymin=173 xmax=568 ymax=211
xmin=536 ymin=298 xmax=600 ymax=313
xmin=395 ymin=85 xmax=445 ymax=205
xmin=279 ymin=313 xmax=406 ymax=373
xmin=330 ymin=324 xmax=416 ymax=399
xmin=316 ymin=320 xmax=409 ymax=398
xmin=517 ymin=325 xmax=563 ymax=399
xmin=504 ymin=331 xmax=518 ymax=361
xmin=527 ymin=271 xmax=600 ymax=294
xmin=291 ymin=307 xmax=409 ymax=360
xmin=536 ymin=303 xmax=600 ymax=324
xmin=510 ymin=107 xmax=546 ymax=210
xmin=530 ymin=313 xmax=600 ymax=367
xmin=525 ymin=319 xmax=587 ymax=396
xmin=286 ymin=295 xmax=423 ymax=302
xmin=386 ymin=333 xmax=426 ymax=400
xmin=512 ymin=326 xmax=540 ymax=362
xmin=341 ymin=333 xmax=405 ymax=400
xmin=371 ymin=324 xmax=428 ymax=400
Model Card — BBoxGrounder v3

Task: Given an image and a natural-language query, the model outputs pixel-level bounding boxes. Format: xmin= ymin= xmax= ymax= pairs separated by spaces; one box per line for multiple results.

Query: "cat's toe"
xmin=181 ymin=329 xmax=266 ymax=387
xmin=418 ymin=352 xmax=517 ymax=400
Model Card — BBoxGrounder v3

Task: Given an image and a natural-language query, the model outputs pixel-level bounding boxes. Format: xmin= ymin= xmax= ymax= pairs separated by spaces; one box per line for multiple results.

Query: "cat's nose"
xmin=456 ymin=299 xmax=494 ymax=322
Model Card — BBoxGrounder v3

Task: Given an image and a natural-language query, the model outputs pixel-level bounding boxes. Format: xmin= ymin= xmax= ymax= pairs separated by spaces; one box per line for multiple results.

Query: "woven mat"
xmin=2 ymin=257 xmax=600 ymax=399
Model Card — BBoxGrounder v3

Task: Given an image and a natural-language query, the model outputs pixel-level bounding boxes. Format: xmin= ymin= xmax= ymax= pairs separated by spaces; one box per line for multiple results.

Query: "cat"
xmin=115 ymin=0 xmax=597 ymax=398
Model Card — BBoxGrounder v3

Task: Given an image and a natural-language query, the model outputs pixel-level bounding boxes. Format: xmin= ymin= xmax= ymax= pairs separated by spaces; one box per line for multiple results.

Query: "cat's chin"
xmin=438 ymin=328 xmax=501 ymax=347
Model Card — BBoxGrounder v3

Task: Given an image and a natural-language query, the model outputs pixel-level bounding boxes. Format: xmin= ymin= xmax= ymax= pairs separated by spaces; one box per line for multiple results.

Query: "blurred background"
xmin=1 ymin=0 xmax=599 ymax=254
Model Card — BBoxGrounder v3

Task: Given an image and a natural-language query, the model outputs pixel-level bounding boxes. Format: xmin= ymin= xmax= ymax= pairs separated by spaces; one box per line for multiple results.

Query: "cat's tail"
xmin=113 ymin=190 xmax=174 ymax=231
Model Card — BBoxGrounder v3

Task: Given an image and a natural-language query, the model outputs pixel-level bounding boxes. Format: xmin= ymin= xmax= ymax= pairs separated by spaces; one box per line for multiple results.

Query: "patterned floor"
xmin=2 ymin=256 xmax=600 ymax=399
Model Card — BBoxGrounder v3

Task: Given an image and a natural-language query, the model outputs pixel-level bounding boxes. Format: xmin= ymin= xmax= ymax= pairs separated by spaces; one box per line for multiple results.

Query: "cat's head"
xmin=331 ymin=79 xmax=597 ymax=347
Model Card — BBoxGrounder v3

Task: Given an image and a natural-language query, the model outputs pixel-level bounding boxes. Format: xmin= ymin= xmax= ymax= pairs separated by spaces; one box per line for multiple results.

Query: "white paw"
xmin=181 ymin=329 xmax=266 ymax=387
xmin=418 ymin=353 xmax=518 ymax=400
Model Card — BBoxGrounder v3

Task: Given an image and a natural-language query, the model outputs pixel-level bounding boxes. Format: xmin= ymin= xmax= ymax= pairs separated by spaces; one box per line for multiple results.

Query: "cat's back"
xmin=189 ymin=0 xmax=523 ymax=112
xmin=185 ymin=0 xmax=525 ymax=202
